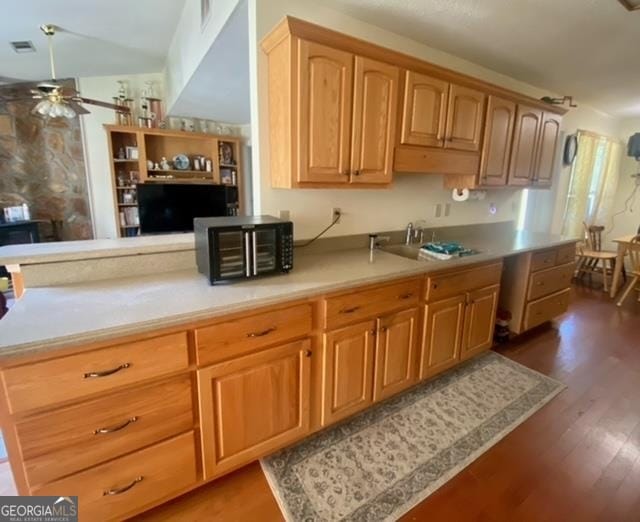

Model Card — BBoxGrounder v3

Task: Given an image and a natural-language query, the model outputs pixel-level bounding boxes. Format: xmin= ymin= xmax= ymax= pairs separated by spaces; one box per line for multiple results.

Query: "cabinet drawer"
xmin=324 ymin=278 xmax=421 ymax=329
xmin=523 ymin=288 xmax=570 ymax=331
xmin=33 ymin=432 xmax=197 ymax=522
xmin=527 ymin=262 xmax=574 ymax=301
xmin=425 ymin=262 xmax=502 ymax=302
xmin=556 ymin=243 xmax=576 ymax=265
xmin=195 ymin=303 xmax=312 ymax=366
xmin=18 ymin=376 xmax=194 ymax=487
xmin=2 ymin=333 xmax=190 ymax=414
xmin=530 ymin=249 xmax=557 ymax=272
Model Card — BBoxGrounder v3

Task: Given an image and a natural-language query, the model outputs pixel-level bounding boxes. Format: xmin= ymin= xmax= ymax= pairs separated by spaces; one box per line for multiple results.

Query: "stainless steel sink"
xmin=382 ymin=243 xmax=482 ymax=262
xmin=381 ymin=244 xmax=430 ymax=261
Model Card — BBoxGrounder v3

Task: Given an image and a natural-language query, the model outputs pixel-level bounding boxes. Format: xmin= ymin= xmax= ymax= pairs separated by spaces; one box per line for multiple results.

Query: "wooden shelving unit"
xmin=105 ymin=125 xmax=243 ymax=237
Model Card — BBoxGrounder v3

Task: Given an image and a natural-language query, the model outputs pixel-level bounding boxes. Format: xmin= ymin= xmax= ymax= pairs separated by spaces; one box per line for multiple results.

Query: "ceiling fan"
xmin=1 ymin=24 xmax=130 ymax=119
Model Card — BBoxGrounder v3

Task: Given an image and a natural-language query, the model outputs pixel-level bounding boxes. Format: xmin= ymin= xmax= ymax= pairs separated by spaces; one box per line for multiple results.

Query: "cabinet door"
xmin=298 ymin=40 xmax=353 ymax=184
xmin=198 ymin=339 xmax=311 ymax=478
xmin=419 ymin=295 xmax=465 ymax=380
xmin=373 ymin=308 xmax=418 ymax=402
xmin=444 ymin=84 xmax=486 ymax=152
xmin=322 ymin=320 xmax=376 ymax=425
xmin=508 ymin=105 xmax=543 ymax=186
xmin=399 ymin=70 xmax=449 ymax=147
xmin=461 ymin=285 xmax=499 ymax=361
xmin=350 ymin=56 xmax=399 ymax=184
xmin=479 ymin=96 xmax=516 ymax=186
xmin=533 ymin=112 xmax=562 ymax=187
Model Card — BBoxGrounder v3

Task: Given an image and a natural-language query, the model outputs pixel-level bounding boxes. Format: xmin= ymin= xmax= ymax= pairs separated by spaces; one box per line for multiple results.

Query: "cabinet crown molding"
xmin=261 ymin=16 xmax=568 ymax=116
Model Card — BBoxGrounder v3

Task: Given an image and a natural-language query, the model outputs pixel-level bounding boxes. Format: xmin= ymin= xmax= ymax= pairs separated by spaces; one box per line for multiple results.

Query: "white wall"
xmin=608 ymin=118 xmax=640 ymax=243
xmin=164 ymin=0 xmax=243 ymax=112
xmin=78 ymin=73 xmax=165 ymax=239
xmin=249 ymin=0 xmax=623 ymax=240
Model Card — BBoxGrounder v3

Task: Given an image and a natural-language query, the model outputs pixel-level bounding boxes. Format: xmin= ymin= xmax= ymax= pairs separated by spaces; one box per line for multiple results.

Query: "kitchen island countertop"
xmin=0 ymin=230 xmax=576 ymax=360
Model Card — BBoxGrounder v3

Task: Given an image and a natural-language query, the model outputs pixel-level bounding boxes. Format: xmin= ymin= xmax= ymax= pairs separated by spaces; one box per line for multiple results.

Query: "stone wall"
xmin=0 ymin=79 xmax=93 ymax=240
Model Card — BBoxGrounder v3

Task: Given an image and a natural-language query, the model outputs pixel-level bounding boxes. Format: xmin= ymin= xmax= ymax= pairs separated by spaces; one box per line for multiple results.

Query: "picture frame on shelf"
xmin=125 ymin=146 xmax=139 ymax=160
xmin=220 ymin=169 xmax=236 ymax=185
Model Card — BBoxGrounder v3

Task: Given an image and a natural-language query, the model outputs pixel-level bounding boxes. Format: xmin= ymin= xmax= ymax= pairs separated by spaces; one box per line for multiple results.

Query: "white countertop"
xmin=0 ymin=231 xmax=576 ymax=360
xmin=0 ymin=233 xmax=195 ymax=265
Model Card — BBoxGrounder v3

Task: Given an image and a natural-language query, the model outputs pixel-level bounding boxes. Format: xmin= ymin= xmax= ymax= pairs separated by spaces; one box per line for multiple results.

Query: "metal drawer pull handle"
xmin=399 ymin=292 xmax=414 ymax=299
xmin=94 ymin=417 xmax=138 ymax=435
xmin=247 ymin=327 xmax=276 ymax=338
xmin=339 ymin=306 xmax=360 ymax=314
xmin=103 ymin=476 xmax=143 ymax=496
xmin=84 ymin=363 xmax=130 ymax=379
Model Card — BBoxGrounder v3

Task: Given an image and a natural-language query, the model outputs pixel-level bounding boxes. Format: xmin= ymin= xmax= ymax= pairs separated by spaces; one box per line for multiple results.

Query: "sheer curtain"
xmin=561 ymin=131 xmax=622 ymax=238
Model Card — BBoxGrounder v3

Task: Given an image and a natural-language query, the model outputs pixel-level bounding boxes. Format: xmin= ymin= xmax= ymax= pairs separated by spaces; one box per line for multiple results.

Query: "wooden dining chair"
xmin=575 ymin=223 xmax=624 ymax=292
xmin=616 ymin=235 xmax=640 ymax=307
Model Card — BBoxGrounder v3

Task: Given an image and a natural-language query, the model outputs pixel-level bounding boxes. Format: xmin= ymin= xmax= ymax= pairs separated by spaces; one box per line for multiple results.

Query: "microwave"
xmin=195 ymin=216 xmax=294 ymax=284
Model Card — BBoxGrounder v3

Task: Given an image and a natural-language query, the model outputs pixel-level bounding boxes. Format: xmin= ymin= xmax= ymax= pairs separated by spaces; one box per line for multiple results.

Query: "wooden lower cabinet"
xmin=461 ymin=285 xmax=499 ymax=361
xmin=322 ymin=320 xmax=376 ymax=425
xmin=419 ymin=295 xmax=465 ymax=379
xmin=198 ymin=339 xmax=311 ymax=478
xmin=34 ymin=432 xmax=197 ymax=522
xmin=373 ymin=307 xmax=419 ymax=401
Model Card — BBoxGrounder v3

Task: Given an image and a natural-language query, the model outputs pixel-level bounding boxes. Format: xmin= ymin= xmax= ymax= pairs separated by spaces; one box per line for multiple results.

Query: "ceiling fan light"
xmin=34 ymin=99 xmax=52 ymax=115
xmin=51 ymin=103 xmax=64 ymax=117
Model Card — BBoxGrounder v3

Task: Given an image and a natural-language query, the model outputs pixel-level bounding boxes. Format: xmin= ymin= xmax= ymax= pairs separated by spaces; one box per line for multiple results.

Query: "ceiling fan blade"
xmin=0 ymin=96 xmax=40 ymax=102
xmin=76 ymin=97 xmax=130 ymax=113
xmin=67 ymin=100 xmax=90 ymax=115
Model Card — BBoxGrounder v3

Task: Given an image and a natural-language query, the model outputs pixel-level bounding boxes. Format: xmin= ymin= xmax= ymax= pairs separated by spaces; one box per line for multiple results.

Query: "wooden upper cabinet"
xmin=298 ymin=40 xmax=353 ymax=184
xmin=350 ymin=56 xmax=399 ymax=184
xmin=444 ymin=84 xmax=486 ymax=152
xmin=419 ymin=295 xmax=465 ymax=380
xmin=460 ymin=285 xmax=499 ymax=361
xmin=400 ymin=71 xmax=448 ymax=147
xmin=322 ymin=320 xmax=375 ymax=425
xmin=533 ymin=112 xmax=562 ymax=187
xmin=508 ymin=105 xmax=543 ymax=186
xmin=373 ymin=308 xmax=418 ymax=402
xmin=198 ymin=340 xmax=311 ymax=478
xmin=479 ymin=96 xmax=516 ymax=186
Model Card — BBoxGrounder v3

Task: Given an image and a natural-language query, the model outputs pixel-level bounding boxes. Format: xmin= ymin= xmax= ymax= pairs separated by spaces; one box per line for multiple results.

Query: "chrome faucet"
xmin=405 ymin=222 xmax=414 ymax=245
xmin=406 ymin=221 xmax=426 ymax=245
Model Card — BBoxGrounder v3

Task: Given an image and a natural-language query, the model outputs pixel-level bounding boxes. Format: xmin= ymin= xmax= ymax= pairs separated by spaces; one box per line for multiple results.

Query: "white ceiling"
xmin=324 ymin=0 xmax=640 ymax=118
xmin=170 ymin=1 xmax=250 ymax=124
xmin=0 ymin=0 xmax=185 ymax=81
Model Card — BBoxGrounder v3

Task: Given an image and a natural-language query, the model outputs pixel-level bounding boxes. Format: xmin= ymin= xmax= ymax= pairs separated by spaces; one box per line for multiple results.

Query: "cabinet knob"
xmin=354 ymin=170 xmax=361 ymax=176
xmin=305 ymin=349 xmax=312 ymax=358
xmin=399 ymin=292 xmax=413 ymax=300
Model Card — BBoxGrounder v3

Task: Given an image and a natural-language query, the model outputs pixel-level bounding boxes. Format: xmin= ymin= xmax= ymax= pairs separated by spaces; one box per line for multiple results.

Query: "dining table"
xmin=609 ymin=234 xmax=639 ymax=298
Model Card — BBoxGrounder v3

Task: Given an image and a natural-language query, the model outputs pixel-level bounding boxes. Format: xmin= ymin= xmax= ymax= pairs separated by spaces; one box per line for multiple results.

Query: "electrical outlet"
xmin=434 ymin=204 xmax=442 ymax=218
xmin=279 ymin=210 xmax=290 ymax=220
xmin=444 ymin=203 xmax=451 ymax=217
xmin=332 ymin=208 xmax=342 ymax=223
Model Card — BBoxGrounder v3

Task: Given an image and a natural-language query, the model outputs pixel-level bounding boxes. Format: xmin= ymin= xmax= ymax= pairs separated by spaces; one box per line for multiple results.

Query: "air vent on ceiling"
xmin=619 ymin=0 xmax=640 ymax=10
xmin=10 ymin=40 xmax=36 ymax=53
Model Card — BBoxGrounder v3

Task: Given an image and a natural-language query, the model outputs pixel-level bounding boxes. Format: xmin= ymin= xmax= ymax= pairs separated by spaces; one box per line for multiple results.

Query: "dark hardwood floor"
xmin=2 ymin=286 xmax=639 ymax=521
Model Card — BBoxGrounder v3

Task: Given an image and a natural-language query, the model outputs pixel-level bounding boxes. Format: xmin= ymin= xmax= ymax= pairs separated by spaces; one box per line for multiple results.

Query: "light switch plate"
xmin=435 ymin=204 xmax=442 ymax=218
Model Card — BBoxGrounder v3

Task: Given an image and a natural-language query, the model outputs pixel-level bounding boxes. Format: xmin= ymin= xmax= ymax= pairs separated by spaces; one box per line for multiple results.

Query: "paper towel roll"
xmin=452 ymin=188 xmax=470 ymax=202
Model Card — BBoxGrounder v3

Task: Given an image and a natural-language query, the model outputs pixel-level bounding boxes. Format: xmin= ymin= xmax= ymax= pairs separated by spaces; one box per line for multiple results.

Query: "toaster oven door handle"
xmin=251 ymin=231 xmax=258 ymax=276
xmin=244 ymin=231 xmax=252 ymax=277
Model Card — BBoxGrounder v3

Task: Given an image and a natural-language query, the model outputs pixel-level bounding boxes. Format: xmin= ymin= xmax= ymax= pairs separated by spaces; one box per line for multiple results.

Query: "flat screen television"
xmin=137 ymin=183 xmax=238 ymax=234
